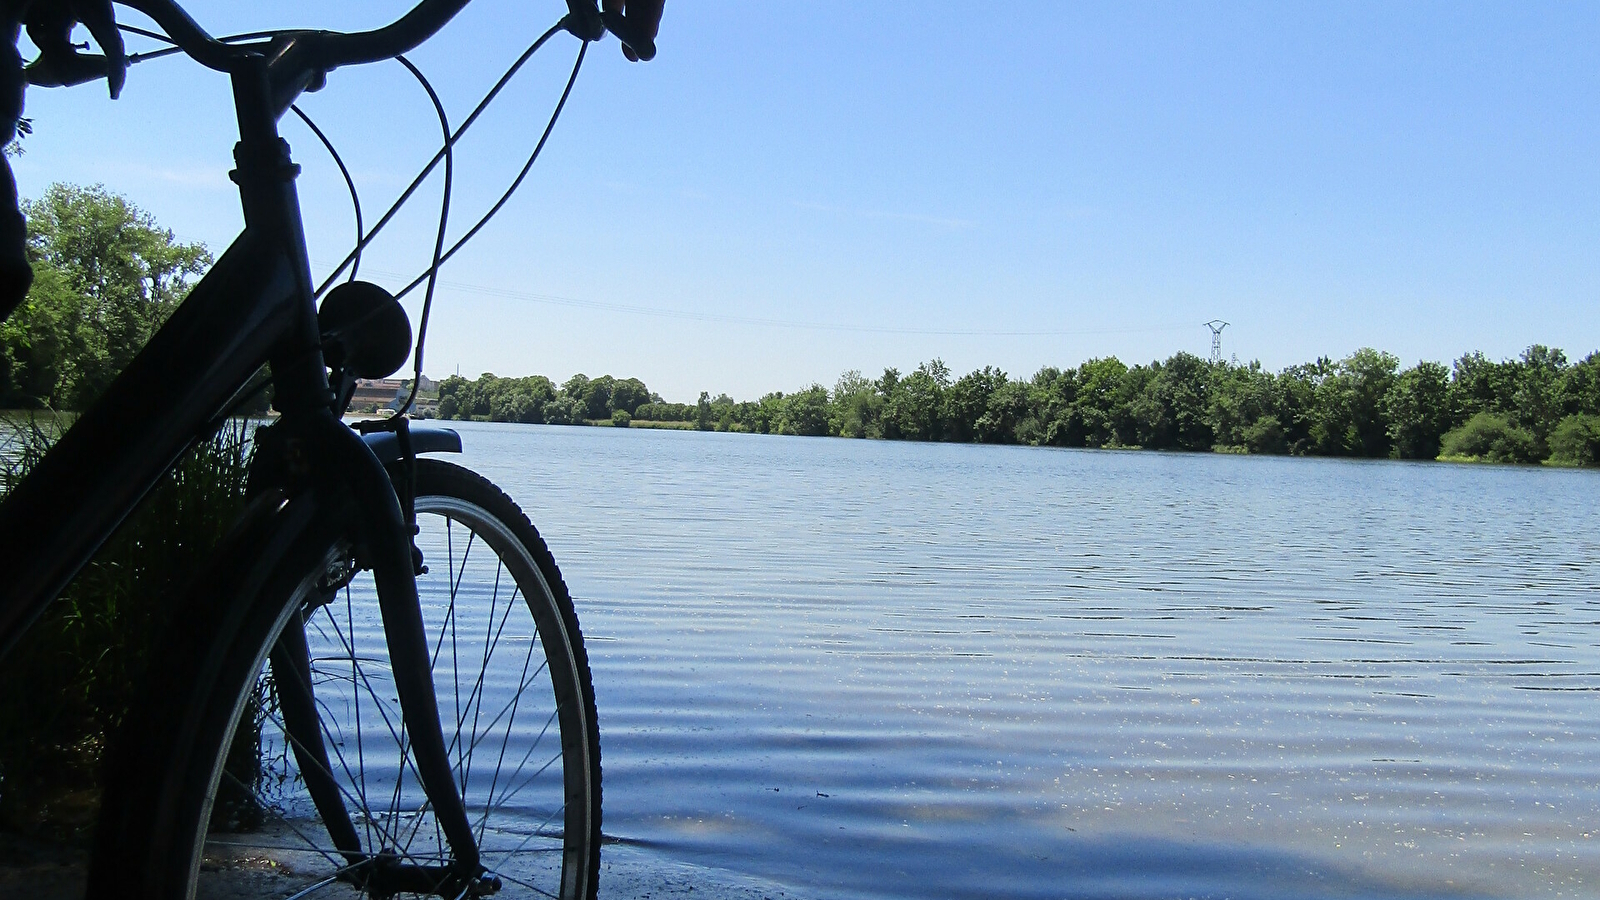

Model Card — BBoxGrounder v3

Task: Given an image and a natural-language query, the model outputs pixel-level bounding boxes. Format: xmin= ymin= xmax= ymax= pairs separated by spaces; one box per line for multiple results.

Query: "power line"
xmin=334 ymin=265 xmax=1195 ymax=339
xmin=171 ymin=233 xmax=1197 ymax=339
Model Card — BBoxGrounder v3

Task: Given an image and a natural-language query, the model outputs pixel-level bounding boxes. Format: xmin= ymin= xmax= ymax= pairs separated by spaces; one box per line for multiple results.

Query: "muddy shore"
xmin=0 ymin=833 xmax=806 ymax=899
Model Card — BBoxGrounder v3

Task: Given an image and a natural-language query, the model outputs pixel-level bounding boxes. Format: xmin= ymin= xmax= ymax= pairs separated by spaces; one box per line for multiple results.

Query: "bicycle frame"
xmin=0 ymin=32 xmax=486 ymax=882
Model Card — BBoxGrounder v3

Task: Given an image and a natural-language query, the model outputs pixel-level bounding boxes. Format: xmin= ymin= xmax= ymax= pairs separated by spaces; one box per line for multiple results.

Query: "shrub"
xmin=632 ymin=401 xmax=693 ymax=422
xmin=1548 ymin=414 xmax=1600 ymax=467
xmin=1242 ymin=414 xmax=1287 ymax=455
xmin=1438 ymin=412 xmax=1538 ymax=464
xmin=541 ymin=396 xmax=586 ymax=426
xmin=611 ymin=409 xmax=631 ymax=428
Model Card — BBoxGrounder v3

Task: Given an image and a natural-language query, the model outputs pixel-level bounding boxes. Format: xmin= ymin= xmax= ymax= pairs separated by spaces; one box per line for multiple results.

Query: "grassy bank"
xmin=609 ymin=419 xmax=696 ymax=430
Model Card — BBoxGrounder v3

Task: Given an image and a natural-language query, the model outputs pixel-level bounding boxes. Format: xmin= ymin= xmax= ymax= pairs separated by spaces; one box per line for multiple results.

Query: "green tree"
xmin=0 ymin=264 xmax=74 ymax=406
xmin=945 ymin=366 xmax=1008 ymax=443
xmin=874 ymin=368 xmax=902 ymax=438
xmin=828 ymin=370 xmax=883 ymax=438
xmin=1384 ymin=361 xmax=1454 ymax=460
xmin=976 ymin=379 xmax=1029 ymax=444
xmin=884 ymin=360 xmax=949 ymax=441
xmin=1021 ymin=366 xmax=1079 ymax=447
xmin=581 ymin=374 xmax=616 ymax=420
xmin=695 ymin=390 xmax=713 ymax=431
xmin=1132 ymin=353 xmax=1213 ymax=451
xmin=1207 ymin=361 xmax=1280 ymax=453
xmin=1275 ymin=359 xmax=1329 ymax=454
xmin=779 ymin=384 xmax=830 ymax=436
xmin=1509 ymin=345 xmax=1566 ymax=456
xmin=1307 ymin=349 xmax=1397 ymax=457
xmin=1 ymin=184 xmax=210 ymax=409
xmin=749 ymin=392 xmax=786 ymax=434
xmin=609 ymin=377 xmax=651 ymax=416
xmin=562 ymin=373 xmax=591 ymax=402
xmin=1074 ymin=357 xmax=1132 ymax=448
xmin=1559 ymin=352 xmax=1600 ymax=417
xmin=542 ymin=395 xmax=586 ymax=425
xmin=1450 ymin=351 xmax=1517 ymax=419
xmin=635 ymin=400 xmax=693 ymax=422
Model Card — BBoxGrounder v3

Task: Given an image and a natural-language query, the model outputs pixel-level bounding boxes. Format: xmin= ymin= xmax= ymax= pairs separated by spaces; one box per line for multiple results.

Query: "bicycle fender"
xmin=361 ymin=424 xmax=461 ymax=463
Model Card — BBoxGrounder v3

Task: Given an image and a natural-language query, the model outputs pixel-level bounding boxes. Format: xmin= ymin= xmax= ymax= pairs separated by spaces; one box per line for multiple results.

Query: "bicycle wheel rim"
xmin=200 ymin=485 xmax=598 ymax=897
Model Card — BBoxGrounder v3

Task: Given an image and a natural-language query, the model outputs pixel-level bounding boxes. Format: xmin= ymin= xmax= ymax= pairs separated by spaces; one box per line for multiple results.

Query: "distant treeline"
xmin=434 ymin=345 xmax=1600 ymax=467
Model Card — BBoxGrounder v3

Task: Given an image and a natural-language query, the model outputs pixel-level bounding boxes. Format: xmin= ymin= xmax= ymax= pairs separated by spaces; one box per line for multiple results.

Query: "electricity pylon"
xmin=1203 ymin=320 xmax=1228 ymax=364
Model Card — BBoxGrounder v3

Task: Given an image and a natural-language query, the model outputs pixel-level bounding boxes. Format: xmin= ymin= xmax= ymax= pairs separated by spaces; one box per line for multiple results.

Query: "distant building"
xmin=350 ymin=375 xmax=439 ymax=415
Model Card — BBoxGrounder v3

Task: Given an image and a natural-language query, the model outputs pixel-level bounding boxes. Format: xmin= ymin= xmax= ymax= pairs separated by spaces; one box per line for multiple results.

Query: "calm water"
xmin=447 ymin=422 xmax=1600 ymax=900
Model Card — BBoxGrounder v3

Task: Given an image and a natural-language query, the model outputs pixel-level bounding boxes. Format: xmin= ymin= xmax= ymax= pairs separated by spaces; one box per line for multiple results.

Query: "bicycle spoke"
xmin=446 ymin=592 xmax=527 ymax=775
xmin=448 ymin=518 xmax=465 ymax=795
xmin=459 ymin=550 xmax=504 ymax=805
xmin=259 ymin=703 xmax=409 ymax=856
xmin=484 ymin=800 xmax=567 ymax=875
xmin=306 ymin=689 xmax=432 ymax=845
xmin=280 ymin=875 xmax=347 ymax=900
xmin=480 ymin=635 xmax=543 ymax=837
xmin=347 ymin=584 xmax=370 ymax=852
xmin=484 ymin=868 xmax=561 ymax=900
xmin=264 ymin=638 xmax=396 ymax=847
xmin=213 ymin=768 xmax=344 ymax=869
xmin=313 ymin=603 xmax=409 ymax=754
xmin=445 ymin=566 xmax=524 ymax=763
xmin=465 ymin=663 xmax=553 ymax=762
xmin=484 ymin=745 xmax=563 ymax=825
xmin=305 ymin=633 xmax=434 ymax=819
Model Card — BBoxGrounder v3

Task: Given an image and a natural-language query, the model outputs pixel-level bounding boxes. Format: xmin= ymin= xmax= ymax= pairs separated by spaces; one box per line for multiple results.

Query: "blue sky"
xmin=15 ymin=1 xmax=1599 ymax=402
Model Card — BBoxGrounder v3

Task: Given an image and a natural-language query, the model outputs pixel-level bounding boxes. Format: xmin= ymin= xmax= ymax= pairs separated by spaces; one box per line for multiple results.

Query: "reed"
xmin=0 ymin=416 xmax=253 ymax=838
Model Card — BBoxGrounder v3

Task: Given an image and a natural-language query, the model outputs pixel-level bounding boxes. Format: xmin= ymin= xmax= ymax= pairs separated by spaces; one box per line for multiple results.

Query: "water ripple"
xmin=450 ymin=424 xmax=1600 ymax=899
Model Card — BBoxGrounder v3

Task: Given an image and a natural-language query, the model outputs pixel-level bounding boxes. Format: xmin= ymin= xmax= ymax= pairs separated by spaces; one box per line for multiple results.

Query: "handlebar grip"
xmin=23 ymin=54 xmax=116 ymax=89
xmin=600 ymin=9 xmax=656 ymax=61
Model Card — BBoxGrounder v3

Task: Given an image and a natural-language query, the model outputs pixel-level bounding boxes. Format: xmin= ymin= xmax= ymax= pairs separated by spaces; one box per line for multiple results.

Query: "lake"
xmin=445 ymin=421 xmax=1600 ymax=900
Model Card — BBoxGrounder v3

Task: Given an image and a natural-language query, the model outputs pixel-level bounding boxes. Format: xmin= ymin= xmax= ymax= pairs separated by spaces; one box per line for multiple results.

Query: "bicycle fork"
xmin=252 ymin=411 xmax=496 ymax=896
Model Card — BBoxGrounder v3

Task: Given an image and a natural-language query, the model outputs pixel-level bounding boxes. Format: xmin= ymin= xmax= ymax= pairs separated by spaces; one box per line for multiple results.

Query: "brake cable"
xmin=389 ymin=54 xmax=453 ymax=423
xmin=287 ymin=105 xmax=365 ymax=282
xmin=392 ymin=39 xmax=586 ymax=303
xmin=313 ymin=21 xmax=567 ymax=297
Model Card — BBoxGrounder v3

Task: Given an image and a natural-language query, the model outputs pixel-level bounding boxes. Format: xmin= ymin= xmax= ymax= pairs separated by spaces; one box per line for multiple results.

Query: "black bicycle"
xmin=0 ymin=1 xmax=653 ymax=897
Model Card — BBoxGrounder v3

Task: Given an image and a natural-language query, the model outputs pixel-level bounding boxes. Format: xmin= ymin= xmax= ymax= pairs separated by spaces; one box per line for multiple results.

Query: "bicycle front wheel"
xmin=95 ymin=459 xmax=601 ymax=899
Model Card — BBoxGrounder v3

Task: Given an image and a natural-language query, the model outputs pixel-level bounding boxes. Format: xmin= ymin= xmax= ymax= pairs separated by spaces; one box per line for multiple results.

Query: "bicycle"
xmin=0 ymin=1 xmax=655 ymax=897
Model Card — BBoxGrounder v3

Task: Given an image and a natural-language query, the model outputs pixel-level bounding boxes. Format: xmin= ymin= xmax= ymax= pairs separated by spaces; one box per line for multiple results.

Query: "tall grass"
xmin=0 ymin=416 xmax=252 ymax=838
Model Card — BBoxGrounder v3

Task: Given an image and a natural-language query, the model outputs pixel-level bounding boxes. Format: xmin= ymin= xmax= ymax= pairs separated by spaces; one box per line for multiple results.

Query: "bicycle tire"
xmin=90 ymin=459 xmax=602 ymax=900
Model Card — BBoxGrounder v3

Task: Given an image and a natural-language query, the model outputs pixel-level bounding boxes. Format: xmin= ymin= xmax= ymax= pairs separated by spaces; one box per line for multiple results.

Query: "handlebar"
xmin=117 ymin=0 xmax=474 ymax=74
xmin=26 ymin=0 xmax=654 ymax=101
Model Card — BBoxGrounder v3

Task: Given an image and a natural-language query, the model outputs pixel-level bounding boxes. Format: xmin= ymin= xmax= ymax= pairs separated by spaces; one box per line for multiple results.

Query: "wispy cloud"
xmin=792 ymin=200 xmax=975 ymax=230
xmin=102 ymin=161 xmax=233 ymax=190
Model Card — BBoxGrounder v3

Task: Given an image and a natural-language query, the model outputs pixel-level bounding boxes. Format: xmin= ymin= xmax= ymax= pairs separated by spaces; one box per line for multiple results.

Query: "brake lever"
xmin=23 ymin=49 xmax=118 ymax=90
xmin=560 ymin=0 xmax=656 ymax=61
xmin=23 ymin=0 xmax=127 ymax=97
